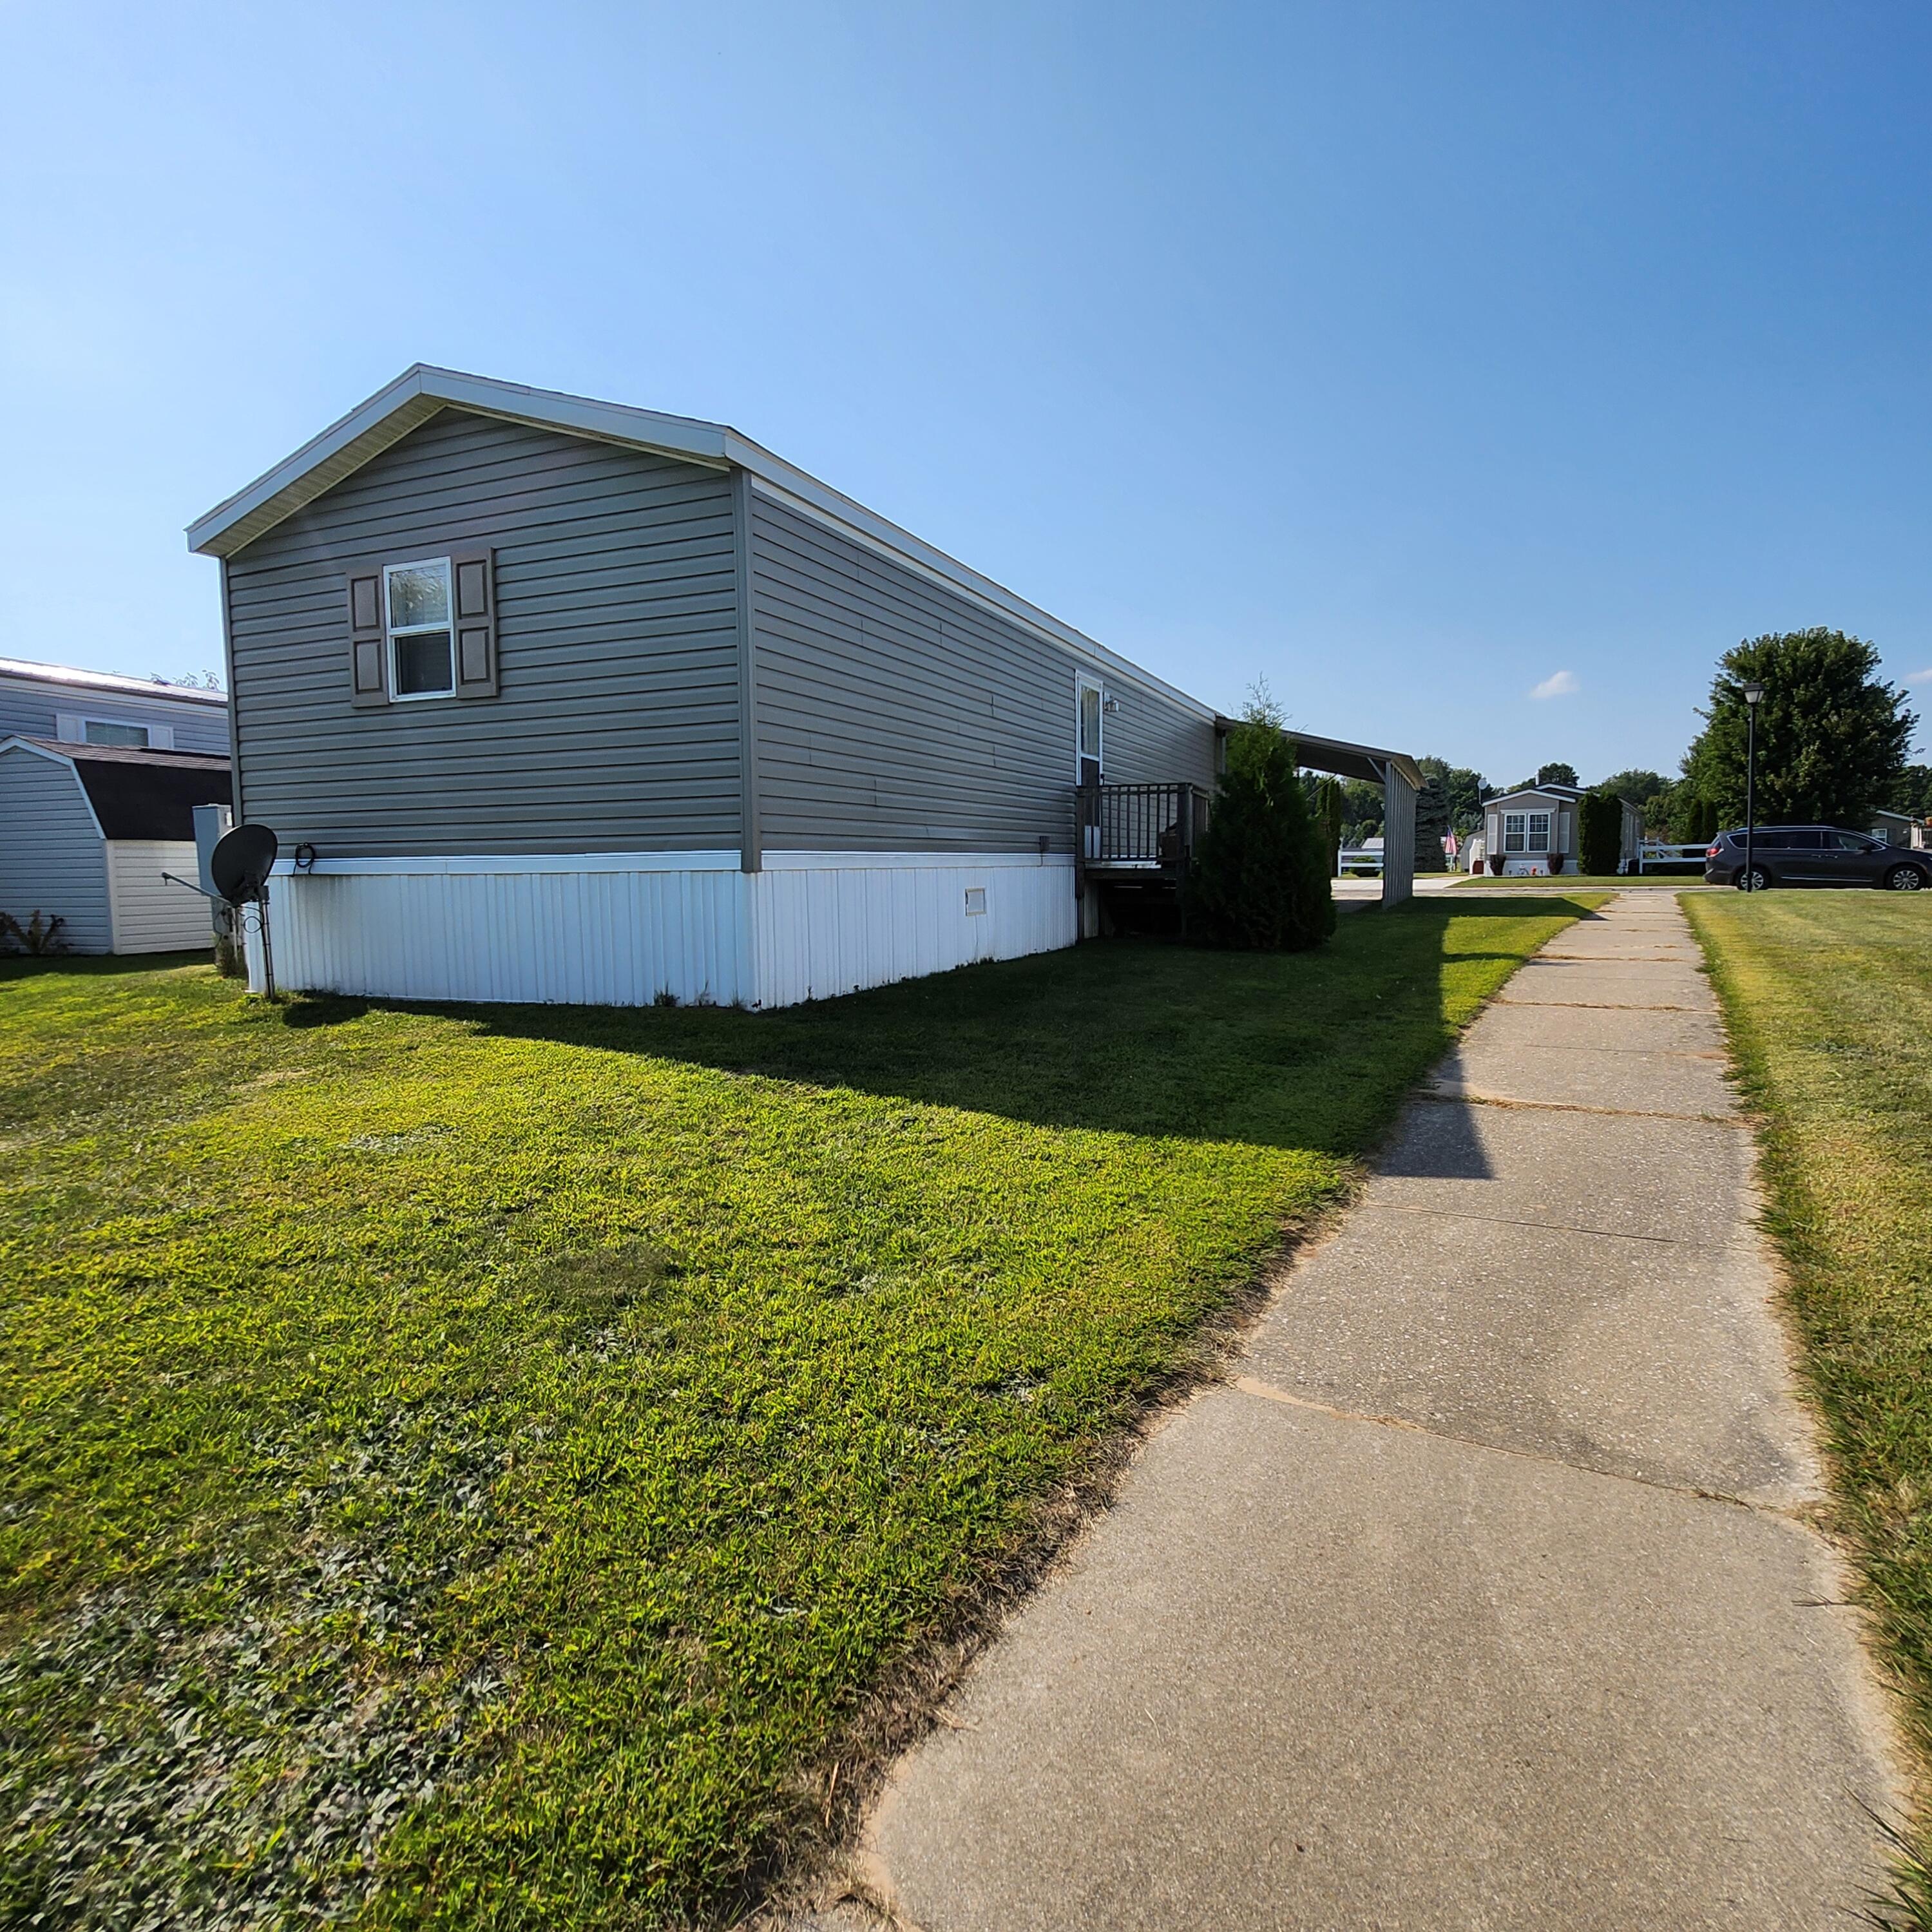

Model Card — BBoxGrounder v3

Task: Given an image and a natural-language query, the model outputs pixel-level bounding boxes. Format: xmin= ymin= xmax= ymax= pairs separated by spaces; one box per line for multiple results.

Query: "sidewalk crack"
xmin=1227 ymin=1374 xmax=1815 ymax=1523
xmin=1415 ymin=1089 xmax=1746 ymax=1127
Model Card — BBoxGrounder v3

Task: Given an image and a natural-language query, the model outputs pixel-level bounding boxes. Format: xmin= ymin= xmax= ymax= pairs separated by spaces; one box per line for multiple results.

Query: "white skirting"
xmin=263 ymin=852 xmax=1078 ymax=1010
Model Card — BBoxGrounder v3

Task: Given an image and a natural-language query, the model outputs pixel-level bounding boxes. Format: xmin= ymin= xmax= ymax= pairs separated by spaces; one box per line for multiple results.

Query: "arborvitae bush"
xmin=1192 ymin=707 xmax=1335 ymax=951
xmin=1580 ymin=790 xmax=1624 ymax=875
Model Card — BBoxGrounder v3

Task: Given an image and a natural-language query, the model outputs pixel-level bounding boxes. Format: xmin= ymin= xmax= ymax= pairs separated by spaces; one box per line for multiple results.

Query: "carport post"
xmin=1380 ymin=762 xmax=1416 ymax=906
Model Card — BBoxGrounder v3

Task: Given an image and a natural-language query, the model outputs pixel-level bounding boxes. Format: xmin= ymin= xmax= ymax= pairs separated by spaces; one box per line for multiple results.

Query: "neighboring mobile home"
xmin=0 ymin=737 xmax=234 ymax=953
xmin=1480 ymin=783 xmax=1643 ymax=876
xmin=189 ymin=367 xmax=1419 ymax=1008
xmin=0 ymin=656 xmax=231 ymax=754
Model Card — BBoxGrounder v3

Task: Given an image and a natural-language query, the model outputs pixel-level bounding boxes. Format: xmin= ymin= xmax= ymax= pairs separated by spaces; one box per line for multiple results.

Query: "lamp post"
xmin=1742 ymin=680 xmax=1765 ymax=891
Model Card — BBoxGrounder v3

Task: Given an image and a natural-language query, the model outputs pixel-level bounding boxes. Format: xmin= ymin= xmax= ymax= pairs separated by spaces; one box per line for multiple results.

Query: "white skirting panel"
xmin=750 ymin=856 xmax=1076 ymax=1008
xmin=271 ymin=865 xmax=753 ymax=1007
xmin=263 ymin=852 xmax=1077 ymax=1009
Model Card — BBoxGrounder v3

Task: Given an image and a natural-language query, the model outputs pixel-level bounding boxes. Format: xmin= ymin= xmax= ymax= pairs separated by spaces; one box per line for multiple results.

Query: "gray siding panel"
xmin=0 ymin=673 xmax=231 ymax=754
xmin=0 ymin=747 xmax=113 ymax=952
xmin=749 ymin=492 xmax=1216 ymax=852
xmin=223 ymin=410 xmax=740 ymax=857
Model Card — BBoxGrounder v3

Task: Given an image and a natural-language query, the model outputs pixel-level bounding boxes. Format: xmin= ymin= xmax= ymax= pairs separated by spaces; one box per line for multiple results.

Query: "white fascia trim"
xmin=269 ymin=849 xmax=742 ymax=877
xmin=758 ymin=850 xmax=1076 ymax=871
xmin=187 ymin=367 xmax=732 ymax=558
xmin=267 ymin=848 xmax=1078 ymax=878
xmin=738 ymin=479 xmax=1218 ymax=725
xmin=0 ymin=736 xmax=108 ymax=842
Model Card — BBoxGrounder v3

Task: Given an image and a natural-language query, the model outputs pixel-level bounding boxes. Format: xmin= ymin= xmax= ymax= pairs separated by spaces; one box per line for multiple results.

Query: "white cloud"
xmin=1530 ymin=669 xmax=1578 ymax=700
xmin=1907 ymin=667 xmax=1932 ymax=684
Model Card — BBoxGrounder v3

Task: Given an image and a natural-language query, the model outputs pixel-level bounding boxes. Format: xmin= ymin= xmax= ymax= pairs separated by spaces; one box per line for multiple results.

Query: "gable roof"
xmin=1488 ymin=783 xmax=1587 ymax=806
xmin=2 ymin=737 xmax=232 ymax=840
xmin=0 ymin=656 xmax=229 ymax=709
xmin=185 ymin=365 xmax=1219 ymax=722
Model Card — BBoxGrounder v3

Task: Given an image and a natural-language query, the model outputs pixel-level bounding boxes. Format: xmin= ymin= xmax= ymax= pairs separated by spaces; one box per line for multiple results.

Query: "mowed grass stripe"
xmin=0 ymin=899 xmax=1591 ymax=1929
xmin=1685 ymin=894 xmax=1932 ymax=1785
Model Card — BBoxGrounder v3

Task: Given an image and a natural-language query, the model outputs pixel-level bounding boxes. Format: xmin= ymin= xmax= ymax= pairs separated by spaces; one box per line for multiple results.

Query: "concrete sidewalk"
xmin=828 ymin=892 xmax=1901 ymax=1931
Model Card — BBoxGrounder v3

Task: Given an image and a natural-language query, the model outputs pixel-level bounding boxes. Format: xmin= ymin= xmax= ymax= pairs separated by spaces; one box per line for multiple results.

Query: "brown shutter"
xmin=347 ymin=562 xmax=388 ymax=709
xmin=451 ymin=547 xmax=497 ymax=699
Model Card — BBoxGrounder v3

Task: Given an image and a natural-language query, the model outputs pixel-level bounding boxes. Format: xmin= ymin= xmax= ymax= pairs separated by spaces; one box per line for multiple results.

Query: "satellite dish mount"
xmin=208 ymin=824 xmax=280 ymax=997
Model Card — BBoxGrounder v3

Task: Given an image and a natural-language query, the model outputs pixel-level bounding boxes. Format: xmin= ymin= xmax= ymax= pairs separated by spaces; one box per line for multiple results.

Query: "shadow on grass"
xmin=274 ymin=896 xmax=1598 ymax=1156
xmin=0 ymin=948 xmax=213 ymax=984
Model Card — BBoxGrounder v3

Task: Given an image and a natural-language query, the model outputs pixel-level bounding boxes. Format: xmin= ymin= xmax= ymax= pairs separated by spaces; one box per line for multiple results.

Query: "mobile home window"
xmin=1503 ymin=812 xmax=1526 ymax=854
xmin=1076 ymin=676 xmax=1103 ymax=781
xmin=1526 ymin=811 xmax=1551 ymax=853
xmin=83 ymin=720 xmax=151 ymax=747
xmin=385 ymin=559 xmax=456 ymax=700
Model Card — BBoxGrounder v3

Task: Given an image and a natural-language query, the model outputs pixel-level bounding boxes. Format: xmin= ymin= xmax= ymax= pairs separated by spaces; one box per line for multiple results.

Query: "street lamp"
xmin=1742 ymin=680 xmax=1765 ymax=891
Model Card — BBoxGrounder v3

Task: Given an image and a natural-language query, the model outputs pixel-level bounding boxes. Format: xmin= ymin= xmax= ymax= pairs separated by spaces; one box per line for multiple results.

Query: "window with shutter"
xmin=344 ymin=546 xmax=497 ymax=707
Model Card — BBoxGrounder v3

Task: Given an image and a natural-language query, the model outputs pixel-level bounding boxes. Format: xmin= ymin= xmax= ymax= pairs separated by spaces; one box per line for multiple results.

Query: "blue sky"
xmin=5 ymin=1 xmax=1927 ymax=785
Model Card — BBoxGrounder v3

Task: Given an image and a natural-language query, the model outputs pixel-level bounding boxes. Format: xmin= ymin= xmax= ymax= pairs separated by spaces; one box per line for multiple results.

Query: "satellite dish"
xmin=210 ymin=823 xmax=278 ymax=905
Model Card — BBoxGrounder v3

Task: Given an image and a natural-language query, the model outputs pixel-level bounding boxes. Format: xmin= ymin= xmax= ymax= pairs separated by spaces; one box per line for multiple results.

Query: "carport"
xmin=1219 ymin=722 xmax=1425 ymax=906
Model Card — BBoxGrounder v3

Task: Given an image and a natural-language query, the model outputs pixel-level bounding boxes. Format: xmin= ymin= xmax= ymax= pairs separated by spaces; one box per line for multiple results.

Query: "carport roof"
xmin=1217 ymin=720 xmax=1422 ymax=790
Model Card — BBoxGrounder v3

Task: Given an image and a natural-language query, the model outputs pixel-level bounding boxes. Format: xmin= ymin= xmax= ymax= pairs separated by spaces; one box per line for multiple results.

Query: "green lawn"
xmin=1685 ymin=894 xmax=1932 ymax=1859
xmin=2 ymin=899 xmax=1591 ymax=1929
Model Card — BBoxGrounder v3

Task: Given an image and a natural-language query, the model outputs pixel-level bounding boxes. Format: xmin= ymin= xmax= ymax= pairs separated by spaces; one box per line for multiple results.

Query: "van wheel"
xmin=1736 ymin=867 xmax=1773 ymax=892
xmin=1884 ymin=864 xmax=1925 ymax=892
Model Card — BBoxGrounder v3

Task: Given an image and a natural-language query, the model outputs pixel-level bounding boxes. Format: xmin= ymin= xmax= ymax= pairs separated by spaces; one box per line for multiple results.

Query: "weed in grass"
xmin=0 ymin=902 xmax=1591 ymax=1927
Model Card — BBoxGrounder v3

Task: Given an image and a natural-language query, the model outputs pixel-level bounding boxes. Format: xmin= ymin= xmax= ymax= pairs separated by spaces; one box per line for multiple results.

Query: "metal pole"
xmin=1743 ymin=700 xmax=1757 ymax=892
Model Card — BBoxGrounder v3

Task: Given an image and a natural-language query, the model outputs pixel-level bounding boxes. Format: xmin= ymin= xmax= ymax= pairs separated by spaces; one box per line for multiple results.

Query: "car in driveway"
xmin=1705 ymin=825 xmax=1932 ymax=892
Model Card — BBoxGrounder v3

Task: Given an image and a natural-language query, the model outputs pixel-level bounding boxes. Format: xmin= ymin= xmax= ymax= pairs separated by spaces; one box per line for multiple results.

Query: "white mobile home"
xmin=189 ymin=367 xmax=1419 ymax=1008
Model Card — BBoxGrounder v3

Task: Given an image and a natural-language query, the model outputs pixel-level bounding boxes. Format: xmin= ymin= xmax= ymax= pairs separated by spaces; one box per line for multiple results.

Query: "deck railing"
xmin=1075 ymin=783 xmax=1210 ymax=869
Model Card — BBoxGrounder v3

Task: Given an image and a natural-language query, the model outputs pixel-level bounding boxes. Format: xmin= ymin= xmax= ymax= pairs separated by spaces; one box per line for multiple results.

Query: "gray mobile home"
xmin=189 ymin=367 xmax=1417 ymax=1008
xmin=0 ymin=656 xmax=230 ymax=755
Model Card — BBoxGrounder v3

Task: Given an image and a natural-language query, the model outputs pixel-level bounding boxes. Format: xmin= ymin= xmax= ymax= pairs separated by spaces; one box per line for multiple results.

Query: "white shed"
xmin=0 ymin=737 xmax=233 ymax=953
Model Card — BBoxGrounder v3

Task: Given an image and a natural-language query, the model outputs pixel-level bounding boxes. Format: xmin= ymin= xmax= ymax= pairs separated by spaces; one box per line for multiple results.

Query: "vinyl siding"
xmin=748 ymin=490 xmax=1216 ymax=853
xmin=0 ymin=673 xmax=230 ymax=754
xmin=104 ymin=841 xmax=215 ymax=952
xmin=0 ymin=746 xmax=113 ymax=952
xmin=223 ymin=408 xmax=741 ymax=857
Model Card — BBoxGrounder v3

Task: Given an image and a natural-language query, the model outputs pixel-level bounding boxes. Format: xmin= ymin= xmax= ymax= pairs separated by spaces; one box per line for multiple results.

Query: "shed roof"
xmin=3 ymin=737 xmax=232 ymax=840
xmin=0 ymin=656 xmax=229 ymax=709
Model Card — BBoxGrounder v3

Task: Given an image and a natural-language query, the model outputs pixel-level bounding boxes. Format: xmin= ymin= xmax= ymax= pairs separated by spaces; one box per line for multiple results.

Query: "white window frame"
xmin=57 ymin=713 xmax=171 ymax=749
xmin=1526 ymin=810 xmax=1551 ymax=854
xmin=1503 ymin=811 xmax=1527 ymax=854
xmin=385 ymin=557 xmax=457 ymax=702
xmin=1075 ymin=673 xmax=1104 ymax=779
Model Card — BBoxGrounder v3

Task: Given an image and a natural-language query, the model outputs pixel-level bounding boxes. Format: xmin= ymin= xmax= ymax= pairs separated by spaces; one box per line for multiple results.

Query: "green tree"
xmin=1681 ymin=630 xmax=1916 ymax=827
xmin=1413 ymin=774 xmax=1450 ymax=872
xmin=1892 ymin=763 xmax=1932 ymax=818
xmin=1309 ymin=774 xmax=1346 ymax=877
xmin=1339 ymin=778 xmax=1384 ymax=845
xmin=1536 ymin=761 xmax=1580 ymax=789
xmin=1596 ymin=768 xmax=1666 ymax=805
xmin=1192 ymin=696 xmax=1335 ymax=950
